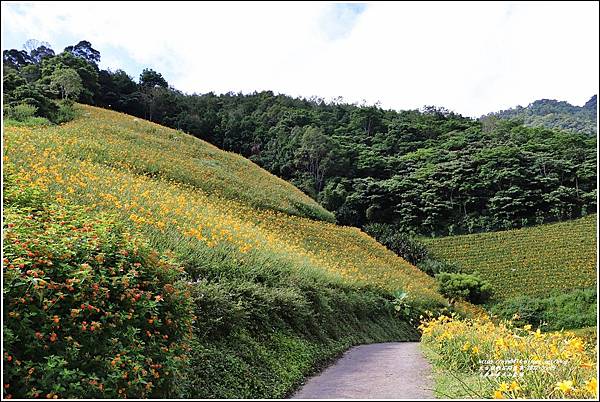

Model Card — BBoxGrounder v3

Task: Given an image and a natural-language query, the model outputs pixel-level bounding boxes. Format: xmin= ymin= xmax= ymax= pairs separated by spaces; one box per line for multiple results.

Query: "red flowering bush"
xmin=2 ymin=188 xmax=194 ymax=399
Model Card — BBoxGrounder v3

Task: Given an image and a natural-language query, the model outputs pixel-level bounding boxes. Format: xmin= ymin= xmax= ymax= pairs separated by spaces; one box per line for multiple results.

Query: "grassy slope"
xmin=3 ymin=105 xmax=447 ymax=398
xmin=423 ymin=215 xmax=597 ymax=301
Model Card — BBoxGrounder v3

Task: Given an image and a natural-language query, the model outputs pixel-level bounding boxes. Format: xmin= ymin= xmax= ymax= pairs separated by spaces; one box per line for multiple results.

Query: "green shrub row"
xmin=3 ymin=100 xmax=78 ymax=125
xmin=489 ymin=288 xmax=597 ymax=331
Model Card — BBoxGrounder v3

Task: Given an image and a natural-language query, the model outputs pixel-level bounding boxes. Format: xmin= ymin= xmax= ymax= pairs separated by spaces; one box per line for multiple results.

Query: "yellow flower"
xmin=509 ymin=381 xmax=521 ymax=392
xmin=462 ymin=341 xmax=471 ymax=351
xmin=471 ymin=346 xmax=479 ymax=354
xmin=567 ymin=338 xmax=584 ymax=353
xmin=554 ymin=380 xmax=574 ymax=393
xmin=584 ymin=378 xmax=597 ymax=397
xmin=498 ymin=382 xmax=510 ymax=392
xmin=493 ymin=390 xmax=505 ymax=399
xmin=523 ymin=324 xmax=532 ymax=331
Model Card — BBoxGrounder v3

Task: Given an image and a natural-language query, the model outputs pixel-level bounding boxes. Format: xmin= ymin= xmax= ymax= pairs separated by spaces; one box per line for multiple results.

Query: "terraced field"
xmin=423 ymin=216 xmax=597 ymax=300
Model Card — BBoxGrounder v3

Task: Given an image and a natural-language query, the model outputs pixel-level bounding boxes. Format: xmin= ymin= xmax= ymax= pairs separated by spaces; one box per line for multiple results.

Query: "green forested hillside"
xmin=488 ymin=95 xmax=597 ymax=136
xmin=4 ymin=40 xmax=597 ymax=237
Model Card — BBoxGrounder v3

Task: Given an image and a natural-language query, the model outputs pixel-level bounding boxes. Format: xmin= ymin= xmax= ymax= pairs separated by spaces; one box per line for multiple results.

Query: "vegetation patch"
xmin=422 ymin=216 xmax=597 ymax=300
xmin=490 ymin=288 xmax=597 ymax=331
xmin=3 ymin=108 xmax=444 ymax=398
xmin=420 ymin=314 xmax=597 ymax=399
xmin=3 ymin=187 xmax=194 ymax=399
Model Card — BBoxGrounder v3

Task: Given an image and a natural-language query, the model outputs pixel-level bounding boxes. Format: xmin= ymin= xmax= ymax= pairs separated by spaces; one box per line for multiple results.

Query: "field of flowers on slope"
xmin=3 ymin=104 xmax=445 ymax=308
xmin=422 ymin=215 xmax=596 ymax=301
xmin=3 ymin=105 xmax=453 ymax=398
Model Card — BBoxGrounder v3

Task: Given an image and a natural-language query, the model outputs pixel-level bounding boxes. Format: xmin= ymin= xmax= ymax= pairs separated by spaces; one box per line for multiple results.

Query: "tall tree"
xmin=139 ymin=68 xmax=168 ymax=88
xmin=138 ymin=69 xmax=169 ymax=121
xmin=50 ymin=68 xmax=83 ymax=101
xmin=41 ymin=51 xmax=99 ymax=103
xmin=3 ymin=49 xmax=33 ymax=69
xmin=64 ymin=40 xmax=101 ymax=66
xmin=30 ymin=45 xmax=55 ymax=64
xmin=295 ymin=126 xmax=335 ymax=193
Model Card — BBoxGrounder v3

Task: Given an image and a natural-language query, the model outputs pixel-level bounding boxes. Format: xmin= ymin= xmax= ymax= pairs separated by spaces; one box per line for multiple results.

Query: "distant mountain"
xmin=487 ymin=95 xmax=597 ymax=136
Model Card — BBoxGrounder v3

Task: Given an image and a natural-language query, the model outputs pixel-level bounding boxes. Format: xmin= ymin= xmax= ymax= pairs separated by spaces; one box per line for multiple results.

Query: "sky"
xmin=2 ymin=1 xmax=599 ymax=117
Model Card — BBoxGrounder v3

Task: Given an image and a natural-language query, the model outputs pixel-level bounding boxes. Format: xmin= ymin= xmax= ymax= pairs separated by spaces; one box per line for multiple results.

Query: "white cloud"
xmin=2 ymin=1 xmax=598 ymax=116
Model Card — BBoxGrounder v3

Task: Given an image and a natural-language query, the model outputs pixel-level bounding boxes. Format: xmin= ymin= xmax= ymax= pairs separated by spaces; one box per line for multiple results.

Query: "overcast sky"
xmin=2 ymin=1 xmax=598 ymax=117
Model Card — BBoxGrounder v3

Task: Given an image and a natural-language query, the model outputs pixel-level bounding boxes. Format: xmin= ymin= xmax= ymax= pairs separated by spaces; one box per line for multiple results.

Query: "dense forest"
xmin=3 ymin=40 xmax=597 ymax=236
xmin=489 ymin=96 xmax=597 ymax=136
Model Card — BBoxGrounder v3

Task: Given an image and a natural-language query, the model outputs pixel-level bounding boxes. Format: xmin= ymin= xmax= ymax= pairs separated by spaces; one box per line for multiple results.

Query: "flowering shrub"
xmin=3 ymin=190 xmax=193 ymax=399
xmin=419 ymin=314 xmax=598 ymax=399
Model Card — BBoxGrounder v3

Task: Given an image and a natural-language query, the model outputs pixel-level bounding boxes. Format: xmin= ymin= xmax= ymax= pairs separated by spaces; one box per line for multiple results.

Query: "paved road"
xmin=291 ymin=342 xmax=434 ymax=399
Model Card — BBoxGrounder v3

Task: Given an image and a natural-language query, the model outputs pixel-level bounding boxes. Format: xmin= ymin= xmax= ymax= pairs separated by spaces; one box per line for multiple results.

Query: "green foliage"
xmin=490 ymin=288 xmax=597 ymax=331
xmin=295 ymin=126 xmax=335 ymax=193
xmin=391 ymin=290 xmax=421 ymax=325
xmin=489 ymin=96 xmax=597 ymax=136
xmin=435 ymin=272 xmax=492 ymax=304
xmin=3 ymin=188 xmax=194 ymax=399
xmin=3 ymin=103 xmax=51 ymax=126
xmin=183 ymin=320 xmax=415 ymax=399
xmin=54 ymin=101 xmax=79 ymax=124
xmin=3 ymin=117 xmax=52 ymax=127
xmin=40 ymin=51 xmax=99 ymax=103
xmin=182 ymin=279 xmax=419 ymax=398
xmin=50 ymin=68 xmax=83 ymax=101
xmin=4 ymin=103 xmax=37 ymax=121
xmin=4 ymin=83 xmax=58 ymax=121
xmin=364 ymin=223 xmax=429 ymax=265
xmin=3 ymin=39 xmax=596 ymax=237
xmin=417 ymin=258 xmax=462 ymax=276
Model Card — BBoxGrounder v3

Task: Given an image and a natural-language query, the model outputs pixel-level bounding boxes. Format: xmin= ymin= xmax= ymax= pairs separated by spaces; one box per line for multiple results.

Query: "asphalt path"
xmin=291 ymin=342 xmax=434 ymax=399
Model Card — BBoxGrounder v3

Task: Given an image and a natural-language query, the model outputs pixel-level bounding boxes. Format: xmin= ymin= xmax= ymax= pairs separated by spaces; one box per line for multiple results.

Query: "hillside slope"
xmin=488 ymin=95 xmax=597 ymax=136
xmin=422 ymin=215 xmax=597 ymax=301
xmin=3 ymin=105 xmax=447 ymax=398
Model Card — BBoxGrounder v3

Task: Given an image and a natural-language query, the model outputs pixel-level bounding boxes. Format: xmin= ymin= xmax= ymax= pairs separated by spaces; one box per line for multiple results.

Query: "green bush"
xmin=53 ymin=101 xmax=79 ymax=124
xmin=3 ymin=94 xmax=78 ymax=126
xmin=417 ymin=258 xmax=462 ymax=276
xmin=3 ymin=193 xmax=194 ymax=399
xmin=490 ymin=288 xmax=597 ymax=331
xmin=5 ymin=103 xmax=37 ymax=121
xmin=435 ymin=272 xmax=492 ymax=304
xmin=364 ymin=223 xmax=429 ymax=265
